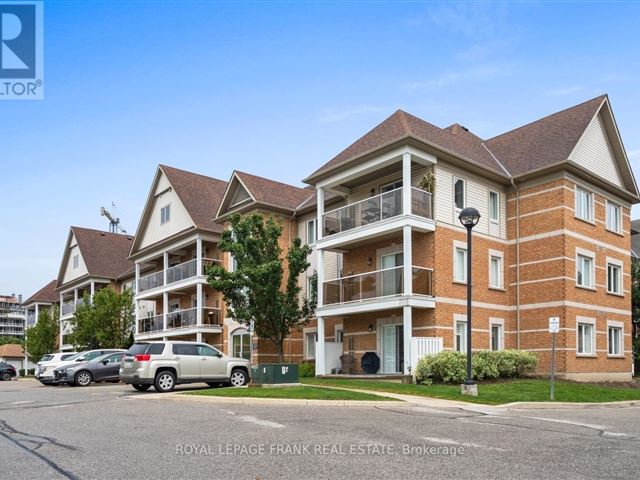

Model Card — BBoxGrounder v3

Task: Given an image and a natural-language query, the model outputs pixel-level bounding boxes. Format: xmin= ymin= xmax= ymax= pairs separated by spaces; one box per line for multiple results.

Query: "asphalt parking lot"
xmin=1 ymin=379 xmax=640 ymax=480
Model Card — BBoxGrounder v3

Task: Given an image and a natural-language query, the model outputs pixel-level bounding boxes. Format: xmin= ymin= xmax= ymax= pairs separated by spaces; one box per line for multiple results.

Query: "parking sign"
xmin=548 ymin=317 xmax=560 ymax=333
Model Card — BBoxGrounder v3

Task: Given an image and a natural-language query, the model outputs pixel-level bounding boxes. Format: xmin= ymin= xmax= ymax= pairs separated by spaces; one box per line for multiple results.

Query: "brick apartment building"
xmin=26 ymin=94 xmax=638 ymax=381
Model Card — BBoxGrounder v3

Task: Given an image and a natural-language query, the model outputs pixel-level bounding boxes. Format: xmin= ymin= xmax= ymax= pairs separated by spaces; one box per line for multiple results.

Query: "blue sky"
xmin=3 ymin=1 xmax=640 ymax=298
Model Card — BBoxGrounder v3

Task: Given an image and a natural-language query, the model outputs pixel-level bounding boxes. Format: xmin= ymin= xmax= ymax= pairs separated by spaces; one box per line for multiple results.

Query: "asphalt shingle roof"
xmin=23 ymin=279 xmax=58 ymax=305
xmin=71 ymin=227 xmax=135 ymax=280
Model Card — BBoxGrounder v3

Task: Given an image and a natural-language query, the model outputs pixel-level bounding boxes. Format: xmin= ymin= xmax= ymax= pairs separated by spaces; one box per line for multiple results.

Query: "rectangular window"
xmin=160 ymin=205 xmax=171 ymax=224
xmin=577 ymin=322 xmax=594 ymax=355
xmin=454 ymin=247 xmax=467 ymax=283
xmin=489 ymin=191 xmax=499 ymax=222
xmin=454 ymin=177 xmax=465 ymax=211
xmin=575 ymin=186 xmax=593 ymax=222
xmin=606 ymin=201 xmax=621 ymax=233
xmin=306 ymin=219 xmax=317 ymax=245
xmin=335 ymin=329 xmax=344 ymax=343
xmin=455 ymin=321 xmax=467 ymax=352
xmin=607 ymin=263 xmax=622 ymax=295
xmin=608 ymin=326 xmax=622 ymax=356
xmin=72 ymin=254 xmax=79 ymax=269
xmin=305 ymin=332 xmax=317 ymax=359
xmin=489 ymin=255 xmax=503 ymax=289
xmin=490 ymin=324 xmax=502 ymax=351
xmin=576 ymin=254 xmax=594 ymax=288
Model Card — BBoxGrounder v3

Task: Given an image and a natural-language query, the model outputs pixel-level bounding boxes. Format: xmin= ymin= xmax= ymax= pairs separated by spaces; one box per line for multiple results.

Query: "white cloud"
xmin=317 ymin=105 xmax=385 ymax=124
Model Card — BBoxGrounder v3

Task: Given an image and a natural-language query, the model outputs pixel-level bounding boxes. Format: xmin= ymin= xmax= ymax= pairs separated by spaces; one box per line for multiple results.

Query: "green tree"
xmin=208 ymin=213 xmax=317 ymax=361
xmin=24 ymin=306 xmax=59 ymax=363
xmin=0 ymin=335 xmax=24 ymax=346
xmin=70 ymin=288 xmax=135 ymax=349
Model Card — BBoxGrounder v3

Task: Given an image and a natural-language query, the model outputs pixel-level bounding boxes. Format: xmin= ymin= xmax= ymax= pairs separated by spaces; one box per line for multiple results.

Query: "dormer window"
xmin=161 ymin=205 xmax=171 ymax=224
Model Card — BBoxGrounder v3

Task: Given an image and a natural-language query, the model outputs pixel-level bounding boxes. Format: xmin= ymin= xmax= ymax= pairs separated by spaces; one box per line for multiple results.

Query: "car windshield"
xmin=40 ymin=355 xmax=53 ymax=362
xmin=89 ymin=353 xmax=113 ymax=363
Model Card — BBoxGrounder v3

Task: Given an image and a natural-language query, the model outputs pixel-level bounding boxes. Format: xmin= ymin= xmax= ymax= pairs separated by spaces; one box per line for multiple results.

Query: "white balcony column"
xmin=316 ymin=316 xmax=326 ymax=375
xmin=317 ymin=249 xmax=325 ymax=308
xmin=73 ymin=288 xmax=78 ymax=304
xmin=163 ymin=292 xmax=168 ymax=331
xmin=135 ymin=263 xmax=140 ymax=293
xmin=403 ymin=225 xmax=413 ymax=296
xmin=403 ymin=306 xmax=412 ymax=375
xmin=316 ymin=187 xmax=325 ymax=240
xmin=196 ymin=237 xmax=203 ymax=275
xmin=163 ymin=252 xmax=169 ymax=285
xmin=197 ymin=283 xmax=203 ymax=326
xmin=34 ymin=304 xmax=39 ymax=322
xmin=90 ymin=281 xmax=95 ymax=302
xmin=402 ymin=152 xmax=411 ymax=215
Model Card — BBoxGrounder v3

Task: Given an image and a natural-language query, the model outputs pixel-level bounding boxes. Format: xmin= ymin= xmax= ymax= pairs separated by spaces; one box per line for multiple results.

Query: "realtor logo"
xmin=0 ymin=1 xmax=43 ymax=99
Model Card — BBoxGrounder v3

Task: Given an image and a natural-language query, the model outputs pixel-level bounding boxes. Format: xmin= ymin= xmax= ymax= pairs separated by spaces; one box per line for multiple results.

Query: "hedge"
xmin=298 ymin=361 xmax=315 ymax=377
xmin=415 ymin=350 xmax=538 ymax=385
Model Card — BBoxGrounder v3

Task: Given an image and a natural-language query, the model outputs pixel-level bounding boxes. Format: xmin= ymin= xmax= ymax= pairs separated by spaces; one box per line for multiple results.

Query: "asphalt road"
xmin=1 ymin=379 xmax=639 ymax=480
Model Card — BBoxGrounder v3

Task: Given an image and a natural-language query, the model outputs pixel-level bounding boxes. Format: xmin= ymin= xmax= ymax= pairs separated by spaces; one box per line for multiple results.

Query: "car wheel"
xmin=74 ymin=371 xmax=92 ymax=387
xmin=132 ymin=384 xmax=151 ymax=392
xmin=206 ymin=382 xmax=223 ymax=388
xmin=1 ymin=372 xmax=11 ymax=381
xmin=154 ymin=371 xmax=176 ymax=393
xmin=229 ymin=369 xmax=248 ymax=387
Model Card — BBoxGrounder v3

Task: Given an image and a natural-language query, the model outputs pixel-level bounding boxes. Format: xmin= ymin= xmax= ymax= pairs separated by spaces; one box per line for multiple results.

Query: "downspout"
xmin=511 ymin=178 xmax=521 ymax=349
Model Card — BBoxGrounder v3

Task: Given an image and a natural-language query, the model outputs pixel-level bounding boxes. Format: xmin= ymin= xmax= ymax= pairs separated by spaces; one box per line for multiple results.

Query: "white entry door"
xmin=381 ymin=253 xmax=403 ymax=297
xmin=382 ymin=324 xmax=403 ymax=373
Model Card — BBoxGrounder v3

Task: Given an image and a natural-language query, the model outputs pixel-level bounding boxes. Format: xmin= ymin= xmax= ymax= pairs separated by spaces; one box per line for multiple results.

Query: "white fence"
xmin=410 ymin=337 xmax=443 ymax=372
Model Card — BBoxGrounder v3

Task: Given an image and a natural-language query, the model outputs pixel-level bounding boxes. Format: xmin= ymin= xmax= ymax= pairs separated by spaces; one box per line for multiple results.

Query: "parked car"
xmin=0 ymin=362 xmax=17 ymax=381
xmin=119 ymin=341 xmax=251 ymax=393
xmin=34 ymin=352 xmax=77 ymax=382
xmin=36 ymin=349 xmax=123 ymax=385
xmin=53 ymin=352 xmax=125 ymax=386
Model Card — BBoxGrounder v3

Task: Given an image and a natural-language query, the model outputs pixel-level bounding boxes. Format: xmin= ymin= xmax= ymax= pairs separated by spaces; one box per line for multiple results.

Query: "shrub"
xmin=298 ymin=361 xmax=315 ymax=377
xmin=18 ymin=369 xmax=25 ymax=377
xmin=415 ymin=350 xmax=538 ymax=384
xmin=27 ymin=368 xmax=35 ymax=376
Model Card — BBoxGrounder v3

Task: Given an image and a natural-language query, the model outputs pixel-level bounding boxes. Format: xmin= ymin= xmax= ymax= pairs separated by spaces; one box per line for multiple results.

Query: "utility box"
xmin=251 ymin=363 xmax=299 ymax=386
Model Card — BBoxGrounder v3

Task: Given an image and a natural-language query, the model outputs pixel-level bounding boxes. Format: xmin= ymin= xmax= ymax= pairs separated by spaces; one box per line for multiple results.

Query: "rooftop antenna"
xmin=100 ymin=203 xmax=127 ymax=234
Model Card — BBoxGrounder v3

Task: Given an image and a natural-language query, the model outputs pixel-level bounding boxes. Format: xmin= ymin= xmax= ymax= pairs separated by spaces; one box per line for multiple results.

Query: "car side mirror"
xmin=216 ymin=353 xmax=223 ymax=358
xmin=102 ymin=360 xmax=109 ymax=365
xmin=76 ymin=359 xmax=82 ymax=362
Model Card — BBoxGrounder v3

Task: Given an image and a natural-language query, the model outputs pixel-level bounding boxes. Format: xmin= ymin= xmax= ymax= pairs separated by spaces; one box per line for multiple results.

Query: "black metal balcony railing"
xmin=323 ymin=266 xmax=433 ymax=306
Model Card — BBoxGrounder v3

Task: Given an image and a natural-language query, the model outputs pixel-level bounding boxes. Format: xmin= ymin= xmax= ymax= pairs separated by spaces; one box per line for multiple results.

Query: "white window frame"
xmin=575 ymin=248 xmax=596 ymax=290
xmin=605 ymin=200 xmax=622 ymax=234
xmin=453 ymin=240 xmax=467 ymax=284
xmin=306 ymin=218 xmax=317 ymax=245
xmin=576 ymin=317 xmax=596 ymax=356
xmin=488 ymin=250 xmax=504 ymax=290
xmin=606 ymin=257 xmax=623 ymax=296
xmin=454 ymin=315 xmax=467 ymax=353
xmin=607 ymin=320 xmax=624 ymax=357
xmin=488 ymin=190 xmax=500 ymax=223
xmin=575 ymin=186 xmax=594 ymax=223
xmin=160 ymin=204 xmax=171 ymax=225
xmin=334 ymin=324 xmax=344 ymax=343
xmin=489 ymin=318 xmax=504 ymax=351
xmin=303 ymin=327 xmax=318 ymax=360
xmin=72 ymin=254 xmax=79 ymax=269
xmin=453 ymin=177 xmax=466 ymax=215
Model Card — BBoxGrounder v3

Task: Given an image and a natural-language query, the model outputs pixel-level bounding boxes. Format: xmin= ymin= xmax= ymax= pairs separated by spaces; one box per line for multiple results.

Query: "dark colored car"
xmin=0 ymin=362 xmax=17 ymax=381
xmin=53 ymin=352 xmax=125 ymax=386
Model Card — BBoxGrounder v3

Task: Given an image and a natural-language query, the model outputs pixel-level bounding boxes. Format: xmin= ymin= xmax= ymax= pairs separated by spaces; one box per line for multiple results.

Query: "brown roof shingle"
xmin=160 ymin=165 xmax=228 ymax=233
xmin=485 ymin=95 xmax=606 ymax=177
xmin=234 ymin=171 xmax=314 ymax=211
xmin=72 ymin=227 xmax=135 ymax=280
xmin=0 ymin=344 xmax=24 ymax=358
xmin=305 ymin=109 xmax=506 ymax=181
xmin=23 ymin=279 xmax=58 ymax=305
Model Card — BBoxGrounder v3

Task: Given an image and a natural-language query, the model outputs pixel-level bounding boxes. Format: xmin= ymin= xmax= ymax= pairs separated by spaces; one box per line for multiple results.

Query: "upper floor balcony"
xmin=136 ymin=306 xmax=223 ymax=338
xmin=60 ymin=297 xmax=89 ymax=319
xmin=315 ymin=147 xmax=437 ymax=251
xmin=318 ymin=265 xmax=435 ymax=316
xmin=137 ymin=257 xmax=220 ymax=294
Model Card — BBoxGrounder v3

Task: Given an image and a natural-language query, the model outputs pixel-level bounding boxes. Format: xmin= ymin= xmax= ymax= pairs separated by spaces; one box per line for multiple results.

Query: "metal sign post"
xmin=548 ymin=317 xmax=560 ymax=401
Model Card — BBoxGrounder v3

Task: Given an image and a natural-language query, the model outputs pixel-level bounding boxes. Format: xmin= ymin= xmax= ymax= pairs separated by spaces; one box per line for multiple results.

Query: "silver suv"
xmin=119 ymin=341 xmax=251 ymax=393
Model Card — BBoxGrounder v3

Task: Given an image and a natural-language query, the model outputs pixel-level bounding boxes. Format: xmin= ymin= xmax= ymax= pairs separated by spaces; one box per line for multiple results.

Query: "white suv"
xmin=119 ymin=341 xmax=251 ymax=393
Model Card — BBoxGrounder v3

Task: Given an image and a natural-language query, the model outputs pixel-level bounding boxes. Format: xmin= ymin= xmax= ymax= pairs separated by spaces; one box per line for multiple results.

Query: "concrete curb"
xmin=499 ymin=400 xmax=640 ymax=410
xmin=132 ymin=391 xmax=405 ymax=407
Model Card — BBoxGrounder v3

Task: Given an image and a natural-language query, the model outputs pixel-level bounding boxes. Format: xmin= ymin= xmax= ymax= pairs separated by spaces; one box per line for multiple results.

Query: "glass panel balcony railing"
xmin=322 ymin=187 xmax=434 ymax=238
xmin=137 ymin=271 xmax=164 ymax=292
xmin=61 ymin=301 xmax=75 ymax=316
xmin=166 ymin=258 xmax=219 ymax=285
xmin=322 ymin=187 xmax=403 ymax=237
xmin=323 ymin=266 xmax=433 ymax=306
xmin=138 ymin=314 xmax=164 ymax=333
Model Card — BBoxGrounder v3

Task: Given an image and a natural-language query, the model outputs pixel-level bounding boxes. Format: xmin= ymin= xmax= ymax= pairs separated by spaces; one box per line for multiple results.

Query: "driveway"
xmin=1 ymin=379 xmax=639 ymax=479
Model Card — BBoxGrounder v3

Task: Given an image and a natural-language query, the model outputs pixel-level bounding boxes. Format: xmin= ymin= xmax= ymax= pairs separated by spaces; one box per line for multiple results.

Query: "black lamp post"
xmin=458 ymin=207 xmax=481 ymax=389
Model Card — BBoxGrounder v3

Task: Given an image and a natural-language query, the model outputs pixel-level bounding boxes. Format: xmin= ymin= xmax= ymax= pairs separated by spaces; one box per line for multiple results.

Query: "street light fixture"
xmin=458 ymin=207 xmax=481 ymax=396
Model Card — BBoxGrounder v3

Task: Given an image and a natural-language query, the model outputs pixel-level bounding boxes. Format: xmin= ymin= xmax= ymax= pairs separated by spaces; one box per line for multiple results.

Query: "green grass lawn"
xmin=302 ymin=378 xmax=640 ymax=405
xmin=184 ymin=385 xmax=396 ymax=401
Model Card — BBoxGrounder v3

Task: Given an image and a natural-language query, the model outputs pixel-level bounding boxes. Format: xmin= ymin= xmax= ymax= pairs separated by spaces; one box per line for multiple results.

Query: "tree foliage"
xmin=0 ymin=335 xmax=24 ymax=346
xmin=24 ymin=306 xmax=59 ymax=363
xmin=70 ymin=288 xmax=134 ymax=349
xmin=207 ymin=213 xmax=317 ymax=361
